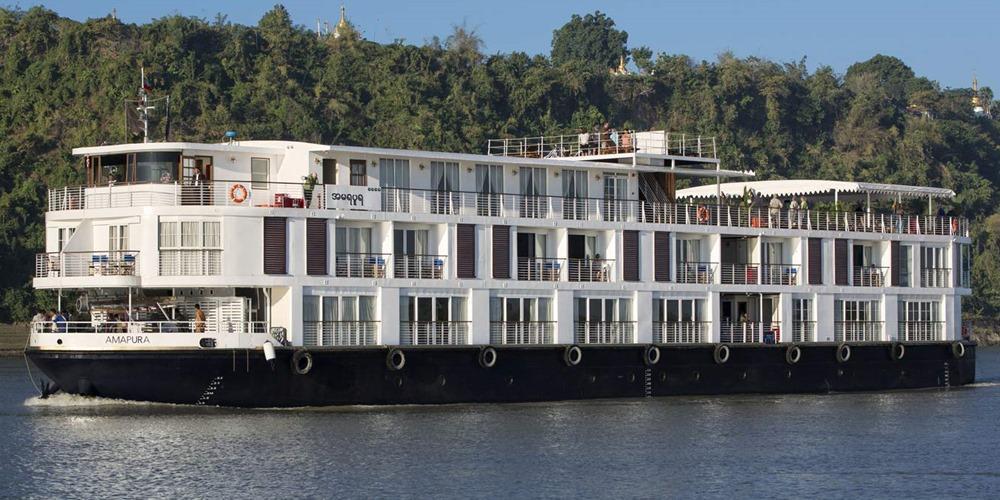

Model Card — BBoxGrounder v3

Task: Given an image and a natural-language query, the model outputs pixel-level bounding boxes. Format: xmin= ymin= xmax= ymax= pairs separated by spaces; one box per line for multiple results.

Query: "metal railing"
xmin=486 ymin=130 xmax=718 ymax=159
xmin=393 ymin=255 xmax=446 ymax=279
xmin=760 ymin=264 xmax=800 ymax=285
xmin=35 ymin=251 xmax=138 ymax=278
xmin=489 ymin=321 xmax=555 ymax=345
xmin=653 ymin=321 xmax=708 ymax=343
xmin=920 ymin=268 xmax=950 ymax=288
xmin=834 ymin=321 xmax=883 ymax=342
xmin=676 ymin=261 xmax=716 ymax=284
xmin=517 ymin=257 xmax=564 ymax=281
xmin=791 ymin=321 xmax=815 ymax=342
xmin=335 ymin=253 xmax=389 ymax=278
xmin=852 ymin=266 xmax=888 ymax=287
xmin=302 ymin=321 xmax=379 ymax=346
xmin=567 ymin=258 xmax=613 ymax=282
xmin=574 ymin=321 xmax=636 ymax=344
xmin=721 ymin=321 xmax=781 ymax=343
xmin=159 ymin=249 xmax=222 ymax=276
xmin=400 ymin=321 xmax=470 ymax=345
xmin=897 ymin=321 xmax=943 ymax=342
xmin=720 ymin=263 xmax=758 ymax=285
xmin=31 ymin=320 xmax=267 ymax=335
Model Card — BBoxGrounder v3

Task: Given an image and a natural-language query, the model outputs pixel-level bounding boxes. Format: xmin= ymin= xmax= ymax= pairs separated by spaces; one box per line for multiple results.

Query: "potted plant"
xmin=302 ymin=172 xmax=318 ymax=208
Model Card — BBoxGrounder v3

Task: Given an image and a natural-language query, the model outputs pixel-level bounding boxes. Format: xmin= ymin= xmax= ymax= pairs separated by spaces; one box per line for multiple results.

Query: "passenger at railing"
xmin=578 ymin=129 xmax=589 ymax=155
xmin=936 ymin=206 xmax=946 ymax=234
xmin=768 ymin=196 xmax=783 ymax=228
xmin=51 ymin=310 xmax=67 ymax=333
xmin=194 ymin=303 xmax=206 ymax=333
xmin=160 ymin=170 xmax=173 ymax=183
xmin=193 ymin=166 xmax=208 ymax=205
xmin=892 ymin=200 xmax=904 ymax=233
xmin=789 ymin=198 xmax=799 ymax=228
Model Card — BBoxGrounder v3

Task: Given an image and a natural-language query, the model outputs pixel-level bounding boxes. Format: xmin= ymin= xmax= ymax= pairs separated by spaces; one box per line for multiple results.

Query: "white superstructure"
xmin=30 ymin=130 xmax=972 ymax=351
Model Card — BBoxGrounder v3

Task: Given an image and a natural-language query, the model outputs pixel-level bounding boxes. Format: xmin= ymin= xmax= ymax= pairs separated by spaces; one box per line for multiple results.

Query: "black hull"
xmin=26 ymin=342 xmax=976 ymax=408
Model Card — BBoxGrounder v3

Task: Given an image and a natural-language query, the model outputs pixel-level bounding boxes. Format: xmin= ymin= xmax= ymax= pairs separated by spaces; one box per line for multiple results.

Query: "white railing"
xmin=31 ymin=320 xmax=267 ymax=335
xmin=920 ymin=268 xmax=950 ymax=288
xmin=485 ymin=130 xmax=718 ymax=159
xmin=720 ymin=263 xmax=758 ymax=285
xmin=35 ymin=251 xmax=138 ymax=278
xmin=567 ymin=258 xmax=613 ymax=282
xmin=852 ymin=266 xmax=888 ymax=287
xmin=834 ymin=321 xmax=883 ymax=342
xmin=676 ymin=262 xmax=716 ymax=284
xmin=721 ymin=321 xmax=781 ymax=343
xmin=400 ymin=321 xmax=469 ymax=345
xmin=517 ymin=257 xmax=564 ymax=281
xmin=760 ymin=264 xmax=800 ymax=285
xmin=159 ymin=249 xmax=222 ymax=276
xmin=393 ymin=255 xmax=445 ymax=279
xmin=302 ymin=321 xmax=379 ymax=346
xmin=791 ymin=321 xmax=815 ymax=342
xmin=653 ymin=322 xmax=708 ymax=343
xmin=898 ymin=321 xmax=942 ymax=342
xmin=574 ymin=321 xmax=635 ymax=344
xmin=489 ymin=321 xmax=555 ymax=344
xmin=335 ymin=253 xmax=390 ymax=278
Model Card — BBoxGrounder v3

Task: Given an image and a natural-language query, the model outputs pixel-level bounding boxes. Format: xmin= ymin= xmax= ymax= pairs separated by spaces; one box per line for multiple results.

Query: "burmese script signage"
xmin=325 ymin=185 xmax=381 ymax=211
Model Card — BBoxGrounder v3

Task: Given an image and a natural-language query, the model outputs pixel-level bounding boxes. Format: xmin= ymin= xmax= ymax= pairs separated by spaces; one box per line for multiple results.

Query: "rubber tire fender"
xmin=785 ymin=344 xmax=802 ymax=365
xmin=890 ymin=342 xmax=905 ymax=361
xmin=836 ymin=343 xmax=851 ymax=363
xmin=479 ymin=346 xmax=498 ymax=368
xmin=644 ymin=345 xmax=661 ymax=366
xmin=713 ymin=344 xmax=730 ymax=365
xmin=292 ymin=349 xmax=313 ymax=375
xmin=386 ymin=348 xmax=406 ymax=371
xmin=951 ymin=341 xmax=966 ymax=359
xmin=564 ymin=345 xmax=583 ymax=366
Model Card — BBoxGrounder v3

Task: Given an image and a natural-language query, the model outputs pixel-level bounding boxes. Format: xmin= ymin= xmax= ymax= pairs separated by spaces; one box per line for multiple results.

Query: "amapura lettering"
xmin=105 ymin=335 xmax=151 ymax=344
xmin=328 ymin=192 xmax=364 ymax=206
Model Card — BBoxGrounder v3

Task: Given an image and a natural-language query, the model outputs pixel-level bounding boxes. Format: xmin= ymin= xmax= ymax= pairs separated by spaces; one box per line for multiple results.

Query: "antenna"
xmin=138 ymin=67 xmax=156 ymax=143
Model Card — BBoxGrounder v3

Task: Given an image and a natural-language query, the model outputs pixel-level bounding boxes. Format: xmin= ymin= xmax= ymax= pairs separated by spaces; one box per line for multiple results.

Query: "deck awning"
xmin=675 ymin=180 xmax=954 ymax=202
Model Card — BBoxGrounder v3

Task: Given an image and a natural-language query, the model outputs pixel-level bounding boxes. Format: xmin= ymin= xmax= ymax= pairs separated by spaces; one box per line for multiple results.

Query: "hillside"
xmin=1 ymin=6 xmax=1000 ymax=322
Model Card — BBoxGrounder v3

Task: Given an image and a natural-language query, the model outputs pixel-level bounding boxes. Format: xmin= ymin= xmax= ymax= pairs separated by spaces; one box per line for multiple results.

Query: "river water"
xmin=2 ymin=350 xmax=999 ymax=498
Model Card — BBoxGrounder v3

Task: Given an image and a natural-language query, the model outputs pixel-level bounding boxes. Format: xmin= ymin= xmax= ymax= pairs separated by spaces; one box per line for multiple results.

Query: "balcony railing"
xmin=35 ymin=251 xmax=138 ymax=278
xmin=486 ymin=130 xmax=717 ymax=159
xmin=676 ymin=261 xmax=716 ymax=284
xmin=489 ymin=321 xmax=555 ymax=345
xmin=760 ymin=264 xmax=800 ymax=285
xmin=517 ymin=257 xmax=564 ymax=282
xmin=400 ymin=321 xmax=469 ymax=345
xmin=159 ymin=249 xmax=221 ymax=276
xmin=46 ymin=182 xmax=971 ymax=238
xmin=302 ymin=321 xmax=379 ymax=346
xmin=393 ymin=255 xmax=445 ymax=279
xmin=791 ymin=321 xmax=815 ymax=343
xmin=720 ymin=263 xmax=758 ymax=285
xmin=653 ymin=321 xmax=708 ymax=343
xmin=852 ymin=266 xmax=888 ymax=287
xmin=335 ymin=253 xmax=389 ymax=278
xmin=31 ymin=320 xmax=267 ymax=335
xmin=898 ymin=321 xmax=943 ymax=342
xmin=834 ymin=321 xmax=883 ymax=342
xmin=721 ymin=321 xmax=781 ymax=343
xmin=574 ymin=321 xmax=636 ymax=344
xmin=920 ymin=268 xmax=950 ymax=288
xmin=567 ymin=258 xmax=613 ymax=282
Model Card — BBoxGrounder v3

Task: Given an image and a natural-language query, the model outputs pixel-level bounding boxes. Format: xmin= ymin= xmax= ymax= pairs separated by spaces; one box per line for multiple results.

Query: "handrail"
xmin=35 ymin=251 xmax=139 ymax=278
xmin=485 ymin=130 xmax=718 ymax=159
xmin=898 ymin=321 xmax=943 ymax=342
xmin=852 ymin=266 xmax=888 ymax=287
xmin=567 ymin=258 xmax=613 ymax=282
xmin=574 ymin=321 xmax=636 ymax=344
xmin=834 ymin=320 xmax=884 ymax=342
xmin=31 ymin=320 xmax=267 ymax=334
xmin=653 ymin=321 xmax=709 ymax=343
xmin=400 ymin=320 xmax=470 ymax=345
xmin=489 ymin=321 xmax=555 ymax=344
xmin=393 ymin=254 xmax=446 ymax=279
xmin=302 ymin=320 xmax=379 ymax=346
xmin=335 ymin=252 xmax=390 ymax=278
xmin=676 ymin=261 xmax=716 ymax=284
xmin=517 ymin=257 xmax=564 ymax=282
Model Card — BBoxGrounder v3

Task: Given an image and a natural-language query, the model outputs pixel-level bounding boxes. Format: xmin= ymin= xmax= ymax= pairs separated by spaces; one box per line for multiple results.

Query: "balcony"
xmin=760 ymin=264 xmax=800 ymax=285
xmin=852 ymin=266 xmax=888 ymax=287
xmin=676 ymin=262 xmax=716 ymax=284
xmin=32 ymin=320 xmax=267 ymax=335
xmin=486 ymin=130 xmax=717 ymax=159
xmin=791 ymin=321 xmax=815 ymax=342
xmin=159 ymin=249 xmax=221 ymax=276
xmin=489 ymin=321 xmax=555 ymax=344
xmin=335 ymin=253 xmax=389 ymax=278
xmin=302 ymin=321 xmax=379 ymax=346
xmin=898 ymin=321 xmax=942 ymax=342
xmin=400 ymin=321 xmax=469 ymax=345
xmin=834 ymin=321 xmax=883 ymax=342
xmin=517 ymin=257 xmax=564 ymax=282
xmin=393 ymin=255 xmax=445 ymax=279
xmin=720 ymin=321 xmax=781 ymax=343
xmin=567 ymin=258 xmax=613 ymax=282
xmin=574 ymin=321 xmax=635 ymax=344
xmin=720 ymin=263 xmax=758 ymax=285
xmin=653 ymin=321 xmax=708 ymax=343
xmin=920 ymin=268 xmax=950 ymax=288
xmin=35 ymin=251 xmax=138 ymax=278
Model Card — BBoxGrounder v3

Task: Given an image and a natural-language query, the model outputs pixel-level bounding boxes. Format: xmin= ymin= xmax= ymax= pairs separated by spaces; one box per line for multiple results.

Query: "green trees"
xmin=0 ymin=6 xmax=999 ymax=320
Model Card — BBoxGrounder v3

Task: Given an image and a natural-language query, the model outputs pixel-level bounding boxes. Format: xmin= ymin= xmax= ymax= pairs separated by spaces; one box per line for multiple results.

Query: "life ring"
xmin=785 ymin=344 xmax=802 ymax=365
xmin=713 ymin=344 xmax=730 ymax=364
xmin=564 ymin=345 xmax=582 ymax=366
xmin=890 ymin=342 xmax=906 ymax=361
xmin=950 ymin=218 xmax=959 ymax=234
xmin=697 ymin=205 xmax=710 ymax=224
xmin=479 ymin=346 xmax=498 ymax=368
xmin=836 ymin=343 xmax=851 ymax=363
xmin=951 ymin=341 xmax=966 ymax=359
xmin=228 ymin=183 xmax=249 ymax=204
xmin=291 ymin=349 xmax=313 ymax=375
xmin=386 ymin=348 xmax=406 ymax=371
xmin=644 ymin=345 xmax=660 ymax=366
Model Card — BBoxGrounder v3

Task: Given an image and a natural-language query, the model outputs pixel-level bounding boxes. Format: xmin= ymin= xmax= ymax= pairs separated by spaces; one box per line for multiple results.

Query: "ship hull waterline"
xmin=25 ymin=342 xmax=976 ymax=408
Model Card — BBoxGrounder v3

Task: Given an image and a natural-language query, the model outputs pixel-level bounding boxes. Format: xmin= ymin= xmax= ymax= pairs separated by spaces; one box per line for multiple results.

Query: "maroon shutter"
xmin=492 ymin=225 xmax=510 ymax=279
xmin=457 ymin=224 xmax=476 ymax=279
xmin=264 ymin=217 xmax=287 ymax=275
xmin=654 ymin=231 xmax=671 ymax=282
xmin=834 ymin=238 xmax=848 ymax=286
xmin=808 ymin=238 xmax=823 ymax=285
xmin=623 ymin=230 xmax=639 ymax=281
xmin=890 ymin=240 xmax=900 ymax=287
xmin=306 ymin=218 xmax=327 ymax=276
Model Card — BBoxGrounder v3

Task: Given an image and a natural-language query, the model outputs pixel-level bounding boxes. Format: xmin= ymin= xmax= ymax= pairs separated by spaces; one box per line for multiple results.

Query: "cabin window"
xmin=158 ymin=220 xmax=221 ymax=276
xmin=109 ymin=225 xmax=129 ymax=254
xmin=350 ymin=159 xmax=367 ymax=186
xmin=57 ymin=227 xmax=76 ymax=252
xmin=251 ymin=157 xmax=270 ymax=189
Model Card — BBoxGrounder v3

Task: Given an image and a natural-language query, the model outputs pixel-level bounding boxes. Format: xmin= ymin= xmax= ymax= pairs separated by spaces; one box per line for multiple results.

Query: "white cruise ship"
xmin=26 ymin=129 xmax=976 ymax=406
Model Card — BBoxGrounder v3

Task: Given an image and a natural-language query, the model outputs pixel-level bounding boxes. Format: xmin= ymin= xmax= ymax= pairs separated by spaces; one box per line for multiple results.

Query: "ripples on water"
xmin=3 ymin=349 xmax=1000 ymax=498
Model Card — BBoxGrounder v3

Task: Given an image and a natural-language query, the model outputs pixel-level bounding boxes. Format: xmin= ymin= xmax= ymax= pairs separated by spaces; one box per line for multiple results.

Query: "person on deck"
xmin=194 ymin=304 xmax=206 ymax=333
xmin=789 ymin=198 xmax=800 ymax=228
xmin=799 ymin=196 xmax=809 ymax=229
xmin=53 ymin=310 xmax=67 ymax=333
xmin=31 ymin=310 xmax=47 ymax=332
xmin=768 ymin=196 xmax=783 ymax=228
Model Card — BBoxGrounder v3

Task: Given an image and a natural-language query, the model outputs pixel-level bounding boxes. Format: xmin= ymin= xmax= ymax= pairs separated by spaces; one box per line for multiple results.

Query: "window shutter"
xmin=808 ymin=238 xmax=823 ymax=285
xmin=654 ymin=231 xmax=671 ymax=282
xmin=306 ymin=218 xmax=327 ymax=276
xmin=492 ymin=225 xmax=510 ymax=279
xmin=834 ymin=239 xmax=848 ymax=286
xmin=890 ymin=240 xmax=900 ymax=287
xmin=623 ymin=230 xmax=639 ymax=282
xmin=457 ymin=224 xmax=476 ymax=279
xmin=263 ymin=217 xmax=287 ymax=275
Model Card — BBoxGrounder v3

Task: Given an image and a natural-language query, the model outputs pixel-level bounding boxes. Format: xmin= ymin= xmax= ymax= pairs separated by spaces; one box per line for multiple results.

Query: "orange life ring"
xmin=950 ymin=218 xmax=959 ymax=234
xmin=228 ymin=183 xmax=249 ymax=204
xmin=697 ymin=206 xmax=710 ymax=224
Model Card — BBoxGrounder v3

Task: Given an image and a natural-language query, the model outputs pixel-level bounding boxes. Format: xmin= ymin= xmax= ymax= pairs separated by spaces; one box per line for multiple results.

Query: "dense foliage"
xmin=1 ymin=5 xmax=999 ymax=322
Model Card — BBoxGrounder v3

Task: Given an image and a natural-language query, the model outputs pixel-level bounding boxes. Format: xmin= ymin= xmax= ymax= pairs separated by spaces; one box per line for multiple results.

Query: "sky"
xmin=8 ymin=0 xmax=997 ymax=90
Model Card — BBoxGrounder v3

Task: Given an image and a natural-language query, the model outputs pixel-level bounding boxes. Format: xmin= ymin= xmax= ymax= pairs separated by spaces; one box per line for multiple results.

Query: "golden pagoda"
xmin=972 ymin=75 xmax=985 ymax=116
xmin=333 ymin=5 xmax=349 ymax=40
xmin=610 ymin=55 xmax=628 ymax=76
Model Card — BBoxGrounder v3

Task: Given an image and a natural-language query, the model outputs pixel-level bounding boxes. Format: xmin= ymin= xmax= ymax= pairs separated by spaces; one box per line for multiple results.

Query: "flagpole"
xmin=141 ymin=67 xmax=148 ymax=143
